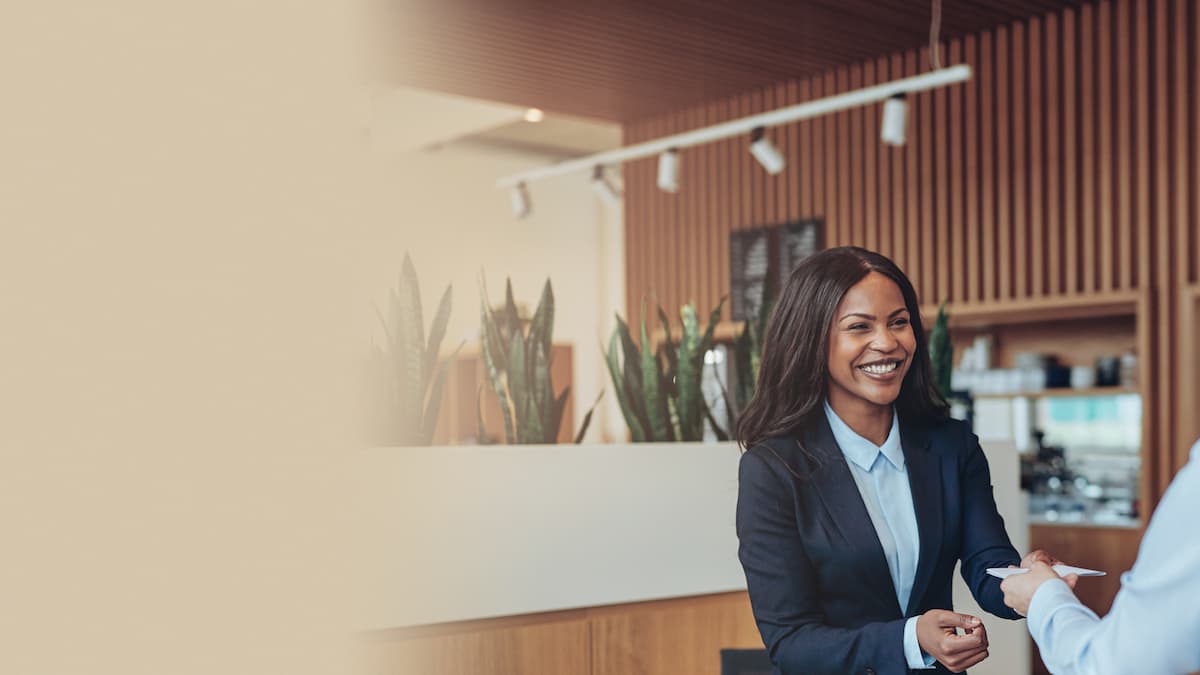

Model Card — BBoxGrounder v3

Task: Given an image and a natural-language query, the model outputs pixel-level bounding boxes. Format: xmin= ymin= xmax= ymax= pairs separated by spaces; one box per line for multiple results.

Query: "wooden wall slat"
xmin=1171 ymin=0 xmax=1190 ymax=471
xmin=1029 ymin=17 xmax=1045 ymax=298
xmin=1042 ymin=13 xmax=1060 ymax=296
xmin=849 ymin=65 xmax=865 ymax=245
xmin=890 ymin=53 xmax=907 ymax=267
xmin=864 ymin=60 xmax=879 ymax=253
xmin=920 ymin=49 xmax=936 ymax=303
xmin=825 ymin=70 xmax=839 ymax=247
xmin=1116 ymin=0 xmax=1134 ymax=291
xmin=965 ymin=35 xmax=980 ymax=303
xmin=1152 ymin=0 xmax=1174 ymax=501
xmin=838 ymin=67 xmax=853 ymax=250
xmin=904 ymin=51 xmax=921 ymax=287
xmin=1011 ymin=23 xmax=1027 ymax=301
xmin=949 ymin=39 xmax=965 ymax=303
xmin=981 ymin=32 xmax=997 ymax=302
xmin=875 ymin=58 xmax=892 ymax=261
xmin=997 ymin=27 xmax=1012 ymax=302
xmin=1080 ymin=2 xmax=1097 ymax=294
xmin=1097 ymin=0 xmax=1115 ymax=293
xmin=934 ymin=48 xmax=950 ymax=305
xmin=1061 ymin=9 xmax=1078 ymax=296
xmin=1135 ymin=0 xmax=1152 ymax=302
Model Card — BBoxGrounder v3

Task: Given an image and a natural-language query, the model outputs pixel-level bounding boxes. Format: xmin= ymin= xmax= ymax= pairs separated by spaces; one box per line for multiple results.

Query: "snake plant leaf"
xmin=480 ymin=295 xmax=515 ymax=444
xmin=551 ymin=385 xmax=571 ymax=443
xmin=398 ymin=257 xmax=426 ymax=425
xmin=639 ymin=305 xmax=671 ymax=442
xmin=606 ymin=330 xmax=646 ymax=441
xmin=507 ymin=329 xmax=529 ymax=443
xmin=702 ymin=396 xmax=730 ymax=442
xmin=697 ymin=296 xmax=727 ymax=362
xmin=655 ymin=366 xmax=677 ymax=441
xmin=656 ymin=305 xmax=679 ymax=383
xmin=475 ymin=384 xmax=490 ymax=445
xmin=529 ymin=279 xmax=555 ymax=356
xmin=573 ymin=390 xmax=604 ymax=444
xmin=421 ymin=341 xmax=464 ymax=445
xmin=525 ymin=338 xmax=547 ymax=444
xmin=479 ymin=278 xmax=509 ymax=374
xmin=423 ymin=283 xmax=453 ymax=386
xmin=675 ymin=304 xmax=703 ymax=440
xmin=503 ymin=278 xmax=521 ymax=339
xmin=616 ymin=315 xmax=653 ymax=440
xmin=930 ymin=302 xmax=953 ymax=400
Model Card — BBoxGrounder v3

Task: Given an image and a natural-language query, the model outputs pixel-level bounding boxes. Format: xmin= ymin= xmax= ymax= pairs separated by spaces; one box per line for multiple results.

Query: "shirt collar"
xmin=823 ymin=400 xmax=904 ymax=471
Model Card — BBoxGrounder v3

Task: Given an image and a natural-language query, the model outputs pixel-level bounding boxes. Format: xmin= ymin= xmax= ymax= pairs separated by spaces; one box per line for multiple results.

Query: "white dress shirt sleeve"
xmin=1025 ymin=443 xmax=1200 ymax=675
xmin=903 ymin=616 xmax=936 ymax=669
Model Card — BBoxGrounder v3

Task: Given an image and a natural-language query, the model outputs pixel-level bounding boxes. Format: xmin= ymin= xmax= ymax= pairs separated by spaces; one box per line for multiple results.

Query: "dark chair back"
xmin=719 ymin=648 xmax=772 ymax=675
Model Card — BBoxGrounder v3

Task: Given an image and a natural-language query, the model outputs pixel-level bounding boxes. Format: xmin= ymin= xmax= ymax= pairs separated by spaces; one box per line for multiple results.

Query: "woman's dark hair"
xmin=735 ymin=246 xmax=948 ymax=450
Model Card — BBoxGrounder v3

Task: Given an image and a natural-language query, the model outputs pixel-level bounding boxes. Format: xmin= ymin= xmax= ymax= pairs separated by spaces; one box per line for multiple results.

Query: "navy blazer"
xmin=736 ymin=414 xmax=1021 ymax=675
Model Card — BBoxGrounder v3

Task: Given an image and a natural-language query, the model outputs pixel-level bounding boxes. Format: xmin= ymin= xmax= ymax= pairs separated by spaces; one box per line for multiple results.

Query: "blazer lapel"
xmin=804 ymin=415 xmax=903 ymax=618
xmin=902 ymin=420 xmax=944 ymax=617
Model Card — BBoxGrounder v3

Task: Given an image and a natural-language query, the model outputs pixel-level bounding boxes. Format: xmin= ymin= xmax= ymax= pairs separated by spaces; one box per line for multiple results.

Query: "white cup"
xmin=1070 ymin=365 xmax=1095 ymax=390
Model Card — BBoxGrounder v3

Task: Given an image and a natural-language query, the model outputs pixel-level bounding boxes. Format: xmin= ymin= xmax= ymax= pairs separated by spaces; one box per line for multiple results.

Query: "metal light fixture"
xmin=881 ymin=93 xmax=909 ymax=146
xmin=656 ymin=149 xmax=680 ymax=193
xmin=749 ymin=127 xmax=786 ymax=175
xmin=510 ymin=182 xmax=531 ymax=218
xmin=591 ymin=165 xmax=622 ymax=207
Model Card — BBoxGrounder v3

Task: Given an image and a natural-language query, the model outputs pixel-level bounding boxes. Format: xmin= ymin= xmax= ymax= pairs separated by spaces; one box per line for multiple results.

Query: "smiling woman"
xmin=734 ymin=247 xmax=1060 ymax=675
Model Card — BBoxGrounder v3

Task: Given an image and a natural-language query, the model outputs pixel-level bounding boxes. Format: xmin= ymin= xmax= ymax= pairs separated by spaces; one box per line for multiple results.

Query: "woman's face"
xmin=826 ymin=271 xmax=916 ymax=414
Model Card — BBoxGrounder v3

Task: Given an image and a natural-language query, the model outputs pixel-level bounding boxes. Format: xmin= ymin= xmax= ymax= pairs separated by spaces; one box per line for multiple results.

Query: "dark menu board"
xmin=729 ymin=227 xmax=770 ymax=321
xmin=729 ymin=218 xmax=823 ymax=321
xmin=778 ymin=218 xmax=823 ymax=281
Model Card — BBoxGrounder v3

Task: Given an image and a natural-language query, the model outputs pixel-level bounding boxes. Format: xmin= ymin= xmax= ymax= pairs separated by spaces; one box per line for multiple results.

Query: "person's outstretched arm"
xmin=1004 ymin=444 xmax=1200 ymax=675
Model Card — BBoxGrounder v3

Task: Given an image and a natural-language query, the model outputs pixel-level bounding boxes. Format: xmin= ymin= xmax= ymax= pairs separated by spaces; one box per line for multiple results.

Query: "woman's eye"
xmin=849 ymin=323 xmax=868 ymax=331
xmin=892 ymin=318 xmax=910 ymax=327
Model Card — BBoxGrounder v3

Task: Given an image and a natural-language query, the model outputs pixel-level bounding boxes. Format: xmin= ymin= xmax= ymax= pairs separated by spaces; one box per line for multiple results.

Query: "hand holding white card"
xmin=987 ymin=564 xmax=1106 ymax=579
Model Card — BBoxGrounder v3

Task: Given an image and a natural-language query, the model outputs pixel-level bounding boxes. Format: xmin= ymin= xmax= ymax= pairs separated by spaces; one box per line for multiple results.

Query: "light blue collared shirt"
xmin=824 ymin=402 xmax=934 ymax=670
xmin=1026 ymin=440 xmax=1200 ymax=675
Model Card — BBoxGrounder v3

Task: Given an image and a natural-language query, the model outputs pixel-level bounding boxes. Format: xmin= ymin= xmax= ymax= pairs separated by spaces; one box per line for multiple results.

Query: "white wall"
xmin=355 ymin=137 xmax=625 ymax=445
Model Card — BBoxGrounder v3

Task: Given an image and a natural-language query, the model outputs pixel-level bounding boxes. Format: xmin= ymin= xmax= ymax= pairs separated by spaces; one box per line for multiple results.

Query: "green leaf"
xmin=508 ymin=330 xmax=529 ymax=443
xmin=479 ymin=276 xmax=509 ymax=374
xmin=503 ymin=278 xmax=521 ymax=338
xmin=397 ymin=256 xmax=425 ymax=425
xmin=616 ymin=315 xmax=654 ymax=441
xmin=676 ymin=304 xmax=703 ymax=440
xmin=552 ymin=385 xmax=571 ymax=443
xmin=480 ymin=294 xmax=515 ymax=444
xmin=574 ymin=390 xmax=605 ymax=444
xmin=524 ymin=338 xmax=547 ymax=444
xmin=639 ymin=304 xmax=671 ymax=442
xmin=656 ymin=305 xmax=679 ymax=384
xmin=529 ymin=279 xmax=555 ymax=356
xmin=605 ymin=329 xmax=646 ymax=441
xmin=423 ymin=283 xmax=453 ymax=388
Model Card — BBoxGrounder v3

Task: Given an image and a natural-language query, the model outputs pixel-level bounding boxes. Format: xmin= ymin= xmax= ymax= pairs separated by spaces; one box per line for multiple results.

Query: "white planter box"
xmin=354 ymin=442 xmax=746 ymax=630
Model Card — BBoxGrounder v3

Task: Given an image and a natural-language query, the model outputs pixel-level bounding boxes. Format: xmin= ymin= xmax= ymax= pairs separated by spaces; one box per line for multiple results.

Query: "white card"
xmin=986 ymin=564 xmax=1106 ymax=579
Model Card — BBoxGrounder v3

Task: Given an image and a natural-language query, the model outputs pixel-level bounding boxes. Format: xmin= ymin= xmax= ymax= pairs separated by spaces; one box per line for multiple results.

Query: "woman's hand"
xmin=915 ymin=610 xmax=990 ymax=673
xmin=1019 ymin=549 xmax=1060 ymax=568
xmin=1018 ymin=551 xmax=1078 ymax=589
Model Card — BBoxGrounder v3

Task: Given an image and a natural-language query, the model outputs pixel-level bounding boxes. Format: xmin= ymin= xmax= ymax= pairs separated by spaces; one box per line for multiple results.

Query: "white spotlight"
xmin=591 ymin=165 xmax=622 ymax=207
xmin=523 ymin=108 xmax=545 ymax=123
xmin=510 ymin=182 xmax=531 ymax=218
xmin=749 ymin=127 xmax=786 ymax=175
xmin=881 ymin=93 xmax=909 ymax=146
xmin=656 ymin=148 xmax=680 ymax=193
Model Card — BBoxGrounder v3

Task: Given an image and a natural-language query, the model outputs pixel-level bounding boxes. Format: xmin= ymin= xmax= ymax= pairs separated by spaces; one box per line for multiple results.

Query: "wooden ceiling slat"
xmin=387 ymin=0 xmax=1088 ymax=121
